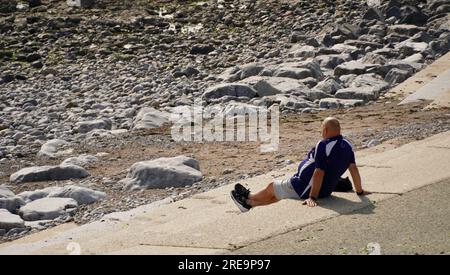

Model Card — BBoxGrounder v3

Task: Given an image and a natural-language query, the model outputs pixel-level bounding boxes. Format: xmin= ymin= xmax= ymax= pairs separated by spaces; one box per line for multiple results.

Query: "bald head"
xmin=321 ymin=117 xmax=341 ymax=138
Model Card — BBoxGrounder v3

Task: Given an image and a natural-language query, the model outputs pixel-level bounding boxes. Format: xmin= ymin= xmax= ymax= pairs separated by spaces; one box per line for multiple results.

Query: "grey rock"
xmin=61 ymin=154 xmax=98 ymax=168
xmin=10 ymin=165 xmax=89 ymax=184
xmin=314 ymin=77 xmax=342 ymax=95
xmin=319 ymin=98 xmax=364 ymax=109
xmin=239 ymin=63 xmax=264 ymax=80
xmin=315 ymin=54 xmax=349 ymax=69
xmin=334 ymin=61 xmax=379 ymax=77
xmin=273 ymin=67 xmax=313 ymax=80
xmin=366 ymin=138 xmax=381 ymax=147
xmin=17 ymin=187 xmax=63 ymax=203
xmin=0 ymin=209 xmax=25 ymax=231
xmin=288 ymin=45 xmax=316 ymax=58
xmin=19 ymin=197 xmax=78 ymax=221
xmin=132 ymin=107 xmax=170 ymax=130
xmin=48 ymin=185 xmax=106 ymax=205
xmin=37 ymin=139 xmax=72 ymax=159
xmin=387 ymin=24 xmax=425 ymax=36
xmin=202 ymin=83 xmax=257 ymax=103
xmin=123 ymin=156 xmax=202 ymax=190
xmin=0 ymin=196 xmax=26 ymax=213
xmin=335 ymin=88 xmax=379 ymax=102
xmin=385 ymin=68 xmax=411 ymax=85
xmin=75 ymin=119 xmax=112 ymax=134
xmin=240 ymin=76 xmax=310 ymax=96
xmin=349 ymin=74 xmax=390 ymax=94
xmin=0 ymin=186 xmax=14 ymax=198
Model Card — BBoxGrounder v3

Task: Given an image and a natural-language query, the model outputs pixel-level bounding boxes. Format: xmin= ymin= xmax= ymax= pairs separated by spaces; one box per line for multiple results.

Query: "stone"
xmin=61 ymin=154 xmax=98 ymax=168
xmin=123 ymin=156 xmax=202 ymax=190
xmin=239 ymin=63 xmax=264 ymax=80
xmin=398 ymin=5 xmax=428 ymax=26
xmin=17 ymin=187 xmax=62 ymax=203
xmin=315 ymin=54 xmax=349 ymax=69
xmin=48 ymin=185 xmax=106 ymax=205
xmin=190 ymin=44 xmax=215 ymax=55
xmin=10 ymin=165 xmax=89 ymax=184
xmin=366 ymin=138 xmax=381 ymax=147
xmin=37 ymin=139 xmax=72 ymax=159
xmin=75 ymin=119 xmax=112 ymax=134
xmin=0 ymin=209 xmax=25 ymax=231
xmin=387 ymin=25 xmax=425 ymax=36
xmin=66 ymin=0 xmax=94 ymax=8
xmin=132 ymin=107 xmax=170 ymax=131
xmin=335 ymin=88 xmax=379 ymax=102
xmin=270 ymin=94 xmax=316 ymax=111
xmin=202 ymin=83 xmax=257 ymax=103
xmin=27 ymin=0 xmax=42 ymax=8
xmin=314 ymin=77 xmax=343 ymax=95
xmin=288 ymin=45 xmax=316 ymax=58
xmin=0 ymin=186 xmax=14 ymax=198
xmin=385 ymin=68 xmax=411 ymax=85
xmin=0 ymin=196 xmax=26 ymax=213
xmin=364 ymin=7 xmax=384 ymax=21
xmin=273 ymin=67 xmax=313 ymax=80
xmin=18 ymin=197 xmax=78 ymax=221
xmin=334 ymin=61 xmax=379 ymax=77
xmin=319 ymin=98 xmax=364 ymax=109
xmin=349 ymin=74 xmax=390 ymax=94
xmin=395 ymin=41 xmax=428 ymax=56
xmin=240 ymin=76 xmax=310 ymax=97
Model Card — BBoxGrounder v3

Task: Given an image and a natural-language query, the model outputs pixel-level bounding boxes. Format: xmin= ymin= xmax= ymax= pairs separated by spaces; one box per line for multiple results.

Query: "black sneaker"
xmin=230 ymin=190 xmax=252 ymax=213
xmin=234 ymin=183 xmax=250 ymax=199
xmin=335 ymin=177 xmax=353 ymax=192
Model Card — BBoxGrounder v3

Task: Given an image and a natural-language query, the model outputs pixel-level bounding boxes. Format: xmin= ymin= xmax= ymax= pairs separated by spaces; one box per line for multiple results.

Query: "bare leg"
xmin=247 ymin=182 xmax=280 ymax=207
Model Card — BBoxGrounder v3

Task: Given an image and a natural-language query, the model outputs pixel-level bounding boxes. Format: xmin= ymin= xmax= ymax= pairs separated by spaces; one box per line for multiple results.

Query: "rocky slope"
xmin=1 ymin=0 xmax=450 ymax=241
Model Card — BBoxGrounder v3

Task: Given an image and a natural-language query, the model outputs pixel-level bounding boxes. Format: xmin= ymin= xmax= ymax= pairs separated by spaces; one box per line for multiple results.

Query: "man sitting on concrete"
xmin=230 ymin=117 xmax=371 ymax=212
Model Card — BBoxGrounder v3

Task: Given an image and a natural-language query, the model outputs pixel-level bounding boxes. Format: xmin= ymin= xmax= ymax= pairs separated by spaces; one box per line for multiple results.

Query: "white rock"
xmin=10 ymin=165 xmax=89 ymax=184
xmin=0 ymin=186 xmax=15 ymax=198
xmin=75 ymin=119 xmax=112 ymax=134
xmin=132 ymin=107 xmax=170 ymax=130
xmin=0 ymin=209 xmax=25 ymax=231
xmin=19 ymin=197 xmax=78 ymax=221
xmin=123 ymin=156 xmax=202 ymax=190
xmin=37 ymin=139 xmax=72 ymax=159
xmin=48 ymin=185 xmax=106 ymax=205
xmin=240 ymin=76 xmax=310 ymax=96
xmin=17 ymin=187 xmax=63 ymax=203
xmin=61 ymin=154 xmax=98 ymax=168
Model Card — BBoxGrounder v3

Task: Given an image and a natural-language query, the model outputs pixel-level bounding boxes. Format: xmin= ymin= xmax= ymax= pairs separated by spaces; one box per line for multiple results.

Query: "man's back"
xmin=291 ymin=135 xmax=355 ymax=198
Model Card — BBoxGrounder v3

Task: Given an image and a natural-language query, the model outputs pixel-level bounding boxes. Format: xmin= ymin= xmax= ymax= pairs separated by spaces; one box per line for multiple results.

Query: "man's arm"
xmin=303 ymin=168 xmax=325 ymax=207
xmin=348 ymin=163 xmax=371 ymax=196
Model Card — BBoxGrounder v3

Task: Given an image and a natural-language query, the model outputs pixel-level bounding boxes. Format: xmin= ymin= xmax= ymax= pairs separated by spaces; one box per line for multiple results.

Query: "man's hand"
xmin=302 ymin=198 xmax=318 ymax=207
xmin=357 ymin=190 xmax=372 ymax=196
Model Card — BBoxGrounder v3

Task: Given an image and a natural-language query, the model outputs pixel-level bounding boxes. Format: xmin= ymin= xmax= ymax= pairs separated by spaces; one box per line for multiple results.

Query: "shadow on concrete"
xmin=317 ymin=194 xmax=376 ymax=216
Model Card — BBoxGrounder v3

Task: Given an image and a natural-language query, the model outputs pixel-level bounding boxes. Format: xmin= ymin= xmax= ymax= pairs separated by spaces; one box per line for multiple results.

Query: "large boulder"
xmin=37 ymin=139 xmax=72 ymax=159
xmin=48 ymin=185 xmax=106 ymax=205
xmin=123 ymin=156 xmax=202 ymax=190
xmin=334 ymin=61 xmax=379 ymax=77
xmin=349 ymin=74 xmax=390 ymax=94
xmin=335 ymin=88 xmax=379 ymax=102
xmin=385 ymin=68 xmax=411 ymax=85
xmin=202 ymin=83 xmax=258 ymax=103
xmin=0 ymin=186 xmax=14 ymax=198
xmin=0 ymin=196 xmax=26 ymax=213
xmin=132 ymin=107 xmax=170 ymax=131
xmin=18 ymin=197 xmax=78 ymax=221
xmin=273 ymin=67 xmax=313 ymax=80
xmin=319 ymin=98 xmax=364 ymax=109
xmin=17 ymin=187 xmax=63 ymax=203
xmin=315 ymin=54 xmax=350 ymax=69
xmin=314 ymin=77 xmax=343 ymax=95
xmin=387 ymin=25 xmax=425 ymax=36
xmin=74 ymin=119 xmax=112 ymax=134
xmin=10 ymin=165 xmax=89 ymax=184
xmin=0 ymin=209 xmax=25 ymax=232
xmin=240 ymin=76 xmax=311 ymax=96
